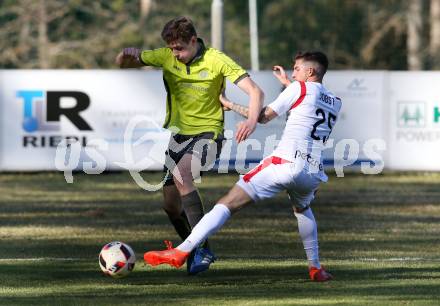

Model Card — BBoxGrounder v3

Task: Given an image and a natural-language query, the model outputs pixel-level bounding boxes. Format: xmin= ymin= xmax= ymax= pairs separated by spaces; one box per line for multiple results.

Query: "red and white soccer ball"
xmin=99 ymin=241 xmax=136 ymax=278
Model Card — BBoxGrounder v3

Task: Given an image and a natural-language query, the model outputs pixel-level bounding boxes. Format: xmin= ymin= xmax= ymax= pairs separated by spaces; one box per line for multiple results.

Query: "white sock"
xmin=177 ymin=204 xmax=231 ymax=253
xmin=294 ymin=208 xmax=321 ymax=269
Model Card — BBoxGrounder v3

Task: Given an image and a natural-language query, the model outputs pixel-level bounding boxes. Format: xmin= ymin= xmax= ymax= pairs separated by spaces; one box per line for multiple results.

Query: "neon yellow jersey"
xmin=140 ymin=39 xmax=248 ymax=137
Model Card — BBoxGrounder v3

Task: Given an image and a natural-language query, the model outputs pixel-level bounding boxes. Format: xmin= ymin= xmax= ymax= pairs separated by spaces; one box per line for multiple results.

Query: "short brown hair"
xmin=161 ymin=16 xmax=197 ymax=44
xmin=295 ymin=51 xmax=329 ymax=77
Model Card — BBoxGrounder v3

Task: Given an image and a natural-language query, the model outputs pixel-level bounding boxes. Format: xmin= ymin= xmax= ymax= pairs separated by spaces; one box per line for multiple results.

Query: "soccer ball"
xmin=99 ymin=241 xmax=136 ymax=278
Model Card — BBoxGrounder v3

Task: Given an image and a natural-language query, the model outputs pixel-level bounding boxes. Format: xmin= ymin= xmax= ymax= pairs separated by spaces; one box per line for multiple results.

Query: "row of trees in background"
xmin=1 ymin=0 xmax=439 ymax=70
xmin=408 ymin=0 xmax=440 ymax=69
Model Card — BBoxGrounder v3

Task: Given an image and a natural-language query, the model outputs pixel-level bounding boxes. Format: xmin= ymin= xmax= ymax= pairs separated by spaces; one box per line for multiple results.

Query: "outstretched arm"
xmin=231 ymin=77 xmax=264 ymax=142
xmin=272 ymin=65 xmax=292 ymax=87
xmin=220 ymin=94 xmax=278 ymax=124
xmin=115 ymin=48 xmax=144 ymax=68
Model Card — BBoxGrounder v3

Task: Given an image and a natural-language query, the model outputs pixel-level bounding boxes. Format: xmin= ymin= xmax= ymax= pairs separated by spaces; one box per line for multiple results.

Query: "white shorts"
xmin=236 ymin=156 xmax=323 ymax=209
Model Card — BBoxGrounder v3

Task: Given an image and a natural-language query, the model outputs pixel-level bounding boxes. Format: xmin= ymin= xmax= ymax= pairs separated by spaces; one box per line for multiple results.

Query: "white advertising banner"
xmin=388 ymin=72 xmax=440 ymax=170
xmin=0 ymin=70 xmax=170 ymax=171
xmin=225 ymin=71 xmax=388 ymax=171
xmin=1 ymin=69 xmax=437 ymax=172
xmin=223 ymin=72 xmax=290 ymax=171
xmin=324 ymin=71 xmax=388 ymax=168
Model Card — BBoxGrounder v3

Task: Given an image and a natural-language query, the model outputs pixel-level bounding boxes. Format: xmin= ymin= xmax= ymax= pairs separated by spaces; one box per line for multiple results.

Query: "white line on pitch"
xmin=358 ymin=257 xmax=440 ymax=261
xmin=1 ymin=257 xmax=440 ymax=262
xmin=0 ymin=257 xmax=87 ymax=262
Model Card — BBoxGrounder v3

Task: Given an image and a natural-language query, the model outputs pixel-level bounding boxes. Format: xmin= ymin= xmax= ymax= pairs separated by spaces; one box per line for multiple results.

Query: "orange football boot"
xmin=309 ymin=266 xmax=333 ymax=282
xmin=144 ymin=240 xmax=190 ymax=268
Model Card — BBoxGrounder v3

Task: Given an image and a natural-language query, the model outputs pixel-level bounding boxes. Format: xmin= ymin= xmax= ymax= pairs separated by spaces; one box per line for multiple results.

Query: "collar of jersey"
xmin=186 ymin=38 xmax=206 ymax=66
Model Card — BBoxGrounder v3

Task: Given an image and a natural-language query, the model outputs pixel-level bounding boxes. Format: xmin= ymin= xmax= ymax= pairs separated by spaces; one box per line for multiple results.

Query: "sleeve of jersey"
xmin=214 ymin=52 xmax=249 ymax=84
xmin=139 ymin=48 xmax=170 ymax=67
xmin=267 ymin=82 xmax=302 ymax=116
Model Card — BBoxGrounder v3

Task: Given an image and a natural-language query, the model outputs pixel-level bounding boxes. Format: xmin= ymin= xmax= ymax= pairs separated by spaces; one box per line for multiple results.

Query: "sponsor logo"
xmin=397 ymin=102 xmax=425 ymax=127
xmin=180 ymin=82 xmax=209 ymax=92
xmin=294 ymin=150 xmax=323 ymax=171
xmin=434 ymin=106 xmax=440 ymax=123
xmin=395 ymin=102 xmax=440 ymax=142
xmin=336 ymin=77 xmax=377 ymax=99
xmin=199 ymin=70 xmax=209 ymax=79
xmin=17 ymin=90 xmax=92 ymax=132
xmin=17 ymin=90 xmax=92 ymax=148
xmin=347 ymin=78 xmax=368 ymax=91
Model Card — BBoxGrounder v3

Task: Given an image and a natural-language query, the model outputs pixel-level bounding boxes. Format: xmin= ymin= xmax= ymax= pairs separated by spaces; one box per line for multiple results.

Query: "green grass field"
xmin=1 ymin=171 xmax=440 ymax=305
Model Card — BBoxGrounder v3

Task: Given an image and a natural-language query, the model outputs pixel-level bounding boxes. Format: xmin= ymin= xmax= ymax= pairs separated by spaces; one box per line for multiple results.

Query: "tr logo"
xmin=17 ymin=90 xmax=92 ymax=132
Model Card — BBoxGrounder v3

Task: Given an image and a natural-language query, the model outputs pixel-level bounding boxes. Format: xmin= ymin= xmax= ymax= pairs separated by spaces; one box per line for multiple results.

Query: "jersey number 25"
xmin=311 ymin=108 xmax=337 ymax=143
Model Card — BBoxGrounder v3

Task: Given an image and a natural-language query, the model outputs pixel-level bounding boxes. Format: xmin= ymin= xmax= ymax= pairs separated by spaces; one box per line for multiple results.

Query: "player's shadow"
xmin=2 ymin=260 xmax=439 ymax=303
xmin=128 ymin=265 xmax=440 ymax=302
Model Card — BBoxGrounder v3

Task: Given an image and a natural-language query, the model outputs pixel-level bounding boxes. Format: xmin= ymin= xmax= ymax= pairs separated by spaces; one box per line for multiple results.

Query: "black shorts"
xmin=163 ymin=132 xmax=225 ymax=186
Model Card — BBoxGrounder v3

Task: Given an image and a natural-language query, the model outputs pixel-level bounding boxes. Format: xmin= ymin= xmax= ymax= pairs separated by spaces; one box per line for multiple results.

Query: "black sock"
xmin=181 ymin=190 xmax=210 ymax=249
xmin=164 ymin=209 xmax=191 ymax=241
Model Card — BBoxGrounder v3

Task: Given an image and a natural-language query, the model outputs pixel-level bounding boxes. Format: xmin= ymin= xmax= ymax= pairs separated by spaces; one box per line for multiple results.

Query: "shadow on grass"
xmin=1 ymin=261 xmax=440 ymax=305
xmin=1 ymin=172 xmax=440 ymax=304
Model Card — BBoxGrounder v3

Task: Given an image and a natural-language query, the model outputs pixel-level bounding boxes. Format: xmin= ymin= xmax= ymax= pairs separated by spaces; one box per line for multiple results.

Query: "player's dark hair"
xmin=295 ymin=51 xmax=329 ymax=77
xmin=161 ymin=16 xmax=197 ymax=44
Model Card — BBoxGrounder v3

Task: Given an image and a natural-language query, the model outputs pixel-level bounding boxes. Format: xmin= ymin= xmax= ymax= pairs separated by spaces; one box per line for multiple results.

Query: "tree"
xmin=360 ymin=3 xmax=404 ymax=67
xmin=430 ymin=0 xmax=440 ymax=69
xmin=0 ymin=0 xmax=142 ymax=68
xmin=407 ymin=0 xmax=423 ymax=70
xmin=0 ymin=0 xmax=436 ymax=70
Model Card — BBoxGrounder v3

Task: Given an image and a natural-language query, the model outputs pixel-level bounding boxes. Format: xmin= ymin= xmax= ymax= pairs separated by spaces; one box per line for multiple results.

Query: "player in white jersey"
xmin=144 ymin=51 xmax=341 ymax=282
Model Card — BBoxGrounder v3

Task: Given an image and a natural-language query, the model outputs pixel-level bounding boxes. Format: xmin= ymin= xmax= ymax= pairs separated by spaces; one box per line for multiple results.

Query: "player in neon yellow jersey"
xmin=116 ymin=16 xmax=263 ymax=275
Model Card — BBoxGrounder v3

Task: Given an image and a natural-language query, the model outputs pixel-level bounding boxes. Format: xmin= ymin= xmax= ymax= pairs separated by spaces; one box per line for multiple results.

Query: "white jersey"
xmin=268 ymin=81 xmax=342 ymax=180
